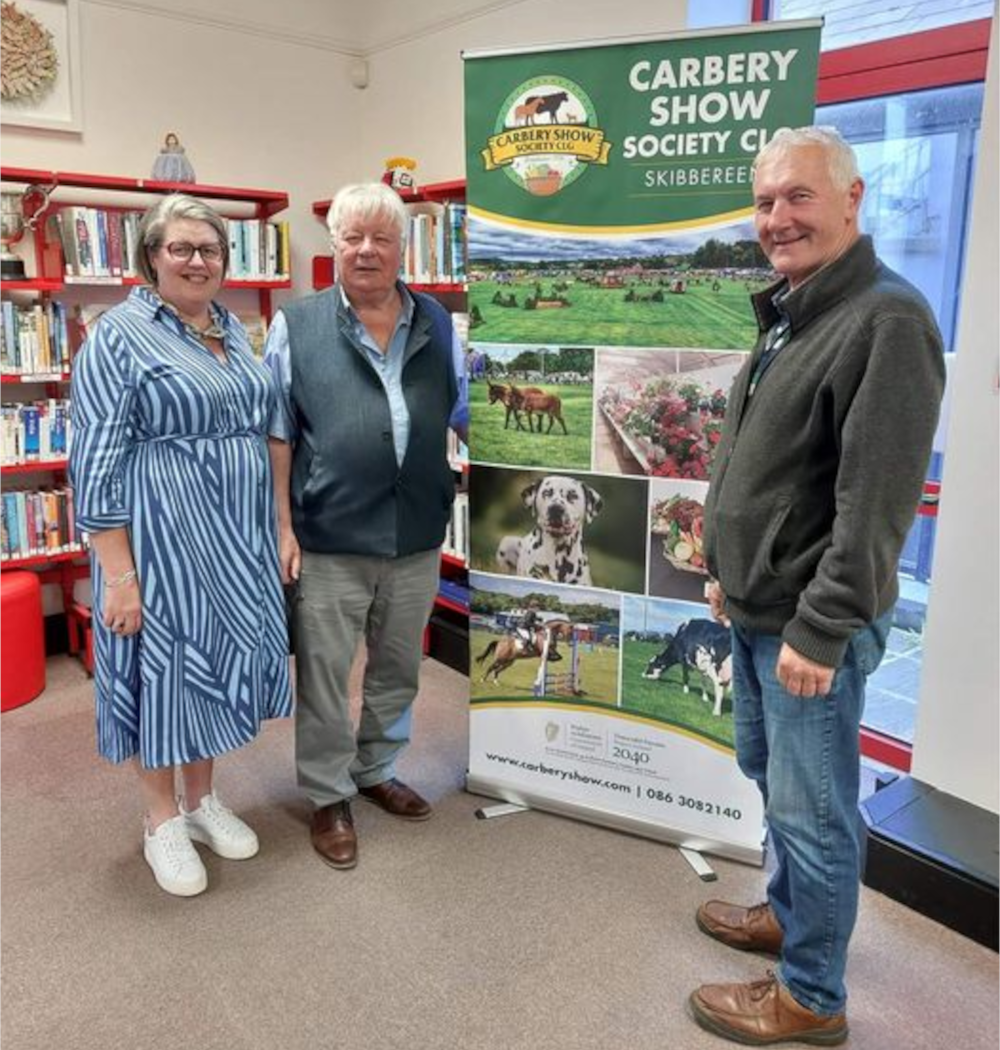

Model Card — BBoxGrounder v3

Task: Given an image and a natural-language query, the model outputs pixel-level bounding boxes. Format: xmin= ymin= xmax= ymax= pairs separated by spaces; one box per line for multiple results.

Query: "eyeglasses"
xmin=162 ymin=241 xmax=225 ymax=263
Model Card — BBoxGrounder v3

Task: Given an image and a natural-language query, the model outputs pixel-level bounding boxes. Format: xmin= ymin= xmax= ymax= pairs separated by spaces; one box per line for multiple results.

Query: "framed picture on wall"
xmin=1 ymin=0 xmax=83 ymax=133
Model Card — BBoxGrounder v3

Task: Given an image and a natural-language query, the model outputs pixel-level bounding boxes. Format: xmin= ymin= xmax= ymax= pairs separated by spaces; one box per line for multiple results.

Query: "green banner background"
xmin=465 ymin=24 xmax=821 ymax=230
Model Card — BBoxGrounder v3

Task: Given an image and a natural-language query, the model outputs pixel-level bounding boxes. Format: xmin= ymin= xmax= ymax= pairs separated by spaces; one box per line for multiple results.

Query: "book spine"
xmin=17 ymin=491 xmax=29 ymax=558
xmin=0 ymin=493 xmax=8 ymax=558
xmin=107 ymin=211 xmax=124 ymax=277
xmin=73 ymin=208 xmax=94 ymax=276
xmin=22 ymin=405 xmax=40 ymax=459
xmin=43 ymin=490 xmax=60 ymax=551
xmin=87 ymin=209 xmax=107 ymax=277
xmin=65 ymin=483 xmax=77 ymax=546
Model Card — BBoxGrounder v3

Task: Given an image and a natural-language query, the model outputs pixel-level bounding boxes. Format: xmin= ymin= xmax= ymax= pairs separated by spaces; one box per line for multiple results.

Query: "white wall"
xmin=357 ymin=0 xmax=687 ymax=185
xmin=1 ymin=2 xmax=364 ymax=297
xmin=912 ymin=18 xmax=999 ymax=814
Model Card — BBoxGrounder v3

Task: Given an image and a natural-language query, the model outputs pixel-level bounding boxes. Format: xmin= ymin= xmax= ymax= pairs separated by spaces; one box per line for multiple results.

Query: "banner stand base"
xmin=466 ymin=773 xmax=764 ymax=866
xmin=475 ymin=802 xmax=530 ymax=820
xmin=679 ymin=846 xmax=718 ymax=882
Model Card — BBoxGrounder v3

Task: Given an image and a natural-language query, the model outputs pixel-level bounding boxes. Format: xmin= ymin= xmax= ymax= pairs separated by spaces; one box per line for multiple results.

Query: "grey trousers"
xmin=292 ymin=547 xmax=440 ymax=808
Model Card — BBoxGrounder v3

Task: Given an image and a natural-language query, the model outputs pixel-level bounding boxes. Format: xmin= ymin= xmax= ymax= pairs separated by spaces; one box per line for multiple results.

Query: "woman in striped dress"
xmin=69 ymin=195 xmax=292 ymax=897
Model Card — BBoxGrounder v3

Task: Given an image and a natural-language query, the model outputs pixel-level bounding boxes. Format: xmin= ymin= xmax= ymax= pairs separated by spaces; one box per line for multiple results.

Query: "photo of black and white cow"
xmin=621 ymin=597 xmax=735 ymax=748
xmin=642 ymin=619 xmax=732 ymax=717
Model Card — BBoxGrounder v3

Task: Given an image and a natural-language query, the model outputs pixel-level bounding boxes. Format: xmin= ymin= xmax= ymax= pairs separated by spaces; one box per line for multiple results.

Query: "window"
xmin=823 ymin=84 xmax=982 ymax=353
xmin=770 ymin=0 xmax=993 ymax=51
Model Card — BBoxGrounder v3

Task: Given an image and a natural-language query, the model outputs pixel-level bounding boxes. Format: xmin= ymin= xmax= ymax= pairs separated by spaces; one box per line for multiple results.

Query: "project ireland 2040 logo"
xmin=480 ymin=76 xmax=611 ymax=196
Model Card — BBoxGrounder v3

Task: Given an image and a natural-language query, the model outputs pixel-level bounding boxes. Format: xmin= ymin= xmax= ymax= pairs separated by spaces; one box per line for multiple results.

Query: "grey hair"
xmin=326 ymin=182 xmax=408 ymax=249
xmin=135 ymin=193 xmax=229 ymax=285
xmin=752 ymin=126 xmax=861 ymax=190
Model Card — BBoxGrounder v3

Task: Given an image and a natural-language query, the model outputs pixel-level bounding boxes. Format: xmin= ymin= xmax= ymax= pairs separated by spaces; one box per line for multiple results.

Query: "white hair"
xmin=752 ymin=126 xmax=861 ymax=190
xmin=326 ymin=182 xmax=408 ymax=247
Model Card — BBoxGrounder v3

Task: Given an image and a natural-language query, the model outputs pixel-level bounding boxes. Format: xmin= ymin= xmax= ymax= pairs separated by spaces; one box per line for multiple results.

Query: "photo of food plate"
xmin=646 ymin=478 xmax=710 ymax=603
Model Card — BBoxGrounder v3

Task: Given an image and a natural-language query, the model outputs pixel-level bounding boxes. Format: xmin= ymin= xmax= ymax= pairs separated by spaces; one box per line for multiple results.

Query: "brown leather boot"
xmin=310 ymin=801 xmax=357 ymax=869
xmin=696 ymin=899 xmax=783 ymax=954
xmin=690 ymin=972 xmax=848 ymax=1046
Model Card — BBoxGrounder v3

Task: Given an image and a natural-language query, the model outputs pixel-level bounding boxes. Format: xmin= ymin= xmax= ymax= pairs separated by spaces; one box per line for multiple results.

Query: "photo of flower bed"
xmin=598 ymin=374 xmax=727 ymax=480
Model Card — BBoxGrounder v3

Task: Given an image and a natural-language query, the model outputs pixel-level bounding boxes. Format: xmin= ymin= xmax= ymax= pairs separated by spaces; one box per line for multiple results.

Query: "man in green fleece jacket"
xmin=688 ymin=127 xmax=945 ymax=1046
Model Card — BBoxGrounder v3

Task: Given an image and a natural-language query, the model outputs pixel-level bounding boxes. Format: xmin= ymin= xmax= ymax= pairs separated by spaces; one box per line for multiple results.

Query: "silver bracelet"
xmin=105 ymin=569 xmax=138 ymax=589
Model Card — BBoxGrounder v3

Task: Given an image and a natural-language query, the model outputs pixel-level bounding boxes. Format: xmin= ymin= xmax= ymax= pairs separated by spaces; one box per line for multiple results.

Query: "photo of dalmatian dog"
xmin=495 ymin=475 xmax=603 ymax=585
xmin=470 ymin=465 xmax=648 ymax=595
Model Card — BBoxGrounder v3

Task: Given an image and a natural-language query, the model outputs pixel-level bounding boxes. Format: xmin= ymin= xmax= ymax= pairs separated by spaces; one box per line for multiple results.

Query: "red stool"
xmin=1 ymin=570 xmax=46 ymax=711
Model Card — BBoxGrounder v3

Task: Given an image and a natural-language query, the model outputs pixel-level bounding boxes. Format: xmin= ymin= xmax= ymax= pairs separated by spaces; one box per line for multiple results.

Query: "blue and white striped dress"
xmin=70 ymin=287 xmax=292 ymax=768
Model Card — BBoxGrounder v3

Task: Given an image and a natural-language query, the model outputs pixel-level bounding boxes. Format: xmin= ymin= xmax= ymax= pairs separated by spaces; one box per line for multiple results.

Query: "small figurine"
xmin=382 ymin=156 xmax=417 ymax=193
xmin=151 ymin=132 xmax=197 ymax=184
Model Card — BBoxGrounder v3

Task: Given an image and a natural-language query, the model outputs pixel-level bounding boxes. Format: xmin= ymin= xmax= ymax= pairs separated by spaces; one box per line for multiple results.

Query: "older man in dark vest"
xmin=265 ymin=182 xmax=468 ymax=871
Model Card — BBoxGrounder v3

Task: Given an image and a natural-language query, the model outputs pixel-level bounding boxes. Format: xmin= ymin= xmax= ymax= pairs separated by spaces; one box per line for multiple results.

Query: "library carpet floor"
xmin=1 ymin=655 xmax=997 ymax=1050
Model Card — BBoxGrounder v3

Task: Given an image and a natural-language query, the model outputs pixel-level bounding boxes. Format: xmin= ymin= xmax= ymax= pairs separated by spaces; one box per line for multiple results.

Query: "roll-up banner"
xmin=463 ymin=21 xmax=821 ymax=864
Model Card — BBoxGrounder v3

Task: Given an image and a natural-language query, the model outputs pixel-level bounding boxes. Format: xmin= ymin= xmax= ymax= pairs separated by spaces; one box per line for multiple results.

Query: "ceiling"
xmin=91 ymin=0 xmax=530 ymax=55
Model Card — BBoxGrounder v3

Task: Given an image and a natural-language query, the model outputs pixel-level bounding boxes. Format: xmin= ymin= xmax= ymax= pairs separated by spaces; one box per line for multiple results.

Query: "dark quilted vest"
xmin=283 ymin=286 xmax=457 ymax=556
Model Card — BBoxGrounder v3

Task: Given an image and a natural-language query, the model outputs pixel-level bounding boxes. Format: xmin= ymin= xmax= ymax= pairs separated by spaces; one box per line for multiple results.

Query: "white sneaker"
xmin=181 ymin=793 xmax=259 ymax=860
xmin=143 ymin=814 xmax=208 ymax=897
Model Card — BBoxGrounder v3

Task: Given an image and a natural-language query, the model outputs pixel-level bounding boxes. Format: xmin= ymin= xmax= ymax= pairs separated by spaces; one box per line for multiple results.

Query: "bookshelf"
xmin=1 ymin=165 xmax=293 ymax=672
xmin=312 ymin=179 xmax=471 ymax=670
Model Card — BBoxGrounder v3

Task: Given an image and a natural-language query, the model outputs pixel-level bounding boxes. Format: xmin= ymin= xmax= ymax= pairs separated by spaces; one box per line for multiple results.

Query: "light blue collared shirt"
xmin=264 ymin=284 xmax=467 ymax=467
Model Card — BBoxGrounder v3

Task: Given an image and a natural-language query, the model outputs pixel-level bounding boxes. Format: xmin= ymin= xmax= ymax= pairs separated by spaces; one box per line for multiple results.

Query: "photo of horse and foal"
xmin=468 ymin=346 xmax=594 ymax=470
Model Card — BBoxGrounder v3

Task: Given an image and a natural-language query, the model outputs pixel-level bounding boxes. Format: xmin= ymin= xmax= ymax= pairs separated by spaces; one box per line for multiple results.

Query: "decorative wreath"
xmin=1 ymin=1 xmax=59 ymax=103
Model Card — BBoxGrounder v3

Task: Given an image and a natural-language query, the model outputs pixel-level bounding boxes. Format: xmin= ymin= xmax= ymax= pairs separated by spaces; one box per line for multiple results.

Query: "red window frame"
xmin=750 ymin=2 xmax=993 ymax=771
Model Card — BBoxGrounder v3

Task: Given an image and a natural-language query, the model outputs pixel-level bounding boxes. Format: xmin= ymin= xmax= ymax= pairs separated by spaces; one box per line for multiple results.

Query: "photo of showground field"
xmin=468 ymin=219 xmax=773 ymax=349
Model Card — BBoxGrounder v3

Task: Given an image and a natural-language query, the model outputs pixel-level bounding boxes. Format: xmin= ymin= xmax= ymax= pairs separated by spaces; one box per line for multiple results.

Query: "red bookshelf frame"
xmin=2 ymin=374 xmax=70 ymax=385
xmin=1 ymin=549 xmax=85 ymax=570
xmin=2 ymin=167 xmax=289 ymax=217
xmin=1 ymin=459 xmax=68 ymax=475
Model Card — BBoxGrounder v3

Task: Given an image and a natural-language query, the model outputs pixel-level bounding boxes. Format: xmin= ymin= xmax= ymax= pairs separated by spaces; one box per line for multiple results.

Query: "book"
xmin=22 ymin=405 xmax=40 ymax=459
xmin=67 ymin=207 xmax=94 ymax=277
xmin=3 ymin=493 xmax=20 ymax=557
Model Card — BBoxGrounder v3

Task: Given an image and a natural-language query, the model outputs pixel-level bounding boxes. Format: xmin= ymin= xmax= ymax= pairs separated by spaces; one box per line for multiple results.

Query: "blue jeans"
xmin=731 ymin=611 xmax=891 ymax=1016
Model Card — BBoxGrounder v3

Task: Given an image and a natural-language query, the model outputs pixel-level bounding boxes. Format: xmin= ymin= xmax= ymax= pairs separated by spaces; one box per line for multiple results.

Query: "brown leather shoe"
xmin=310 ymin=801 xmax=357 ymax=869
xmin=696 ymin=900 xmax=783 ymax=955
xmin=690 ymin=972 xmax=848 ymax=1046
xmin=357 ymin=778 xmax=432 ymax=821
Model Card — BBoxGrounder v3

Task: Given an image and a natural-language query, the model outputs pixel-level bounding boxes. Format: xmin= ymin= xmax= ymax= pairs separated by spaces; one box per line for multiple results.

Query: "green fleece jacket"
xmin=703 ymin=235 xmax=945 ymax=668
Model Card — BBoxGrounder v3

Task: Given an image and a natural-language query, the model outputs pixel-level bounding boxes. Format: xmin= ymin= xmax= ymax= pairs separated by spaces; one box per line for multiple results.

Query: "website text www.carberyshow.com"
xmin=483 ymin=752 xmax=744 ymax=820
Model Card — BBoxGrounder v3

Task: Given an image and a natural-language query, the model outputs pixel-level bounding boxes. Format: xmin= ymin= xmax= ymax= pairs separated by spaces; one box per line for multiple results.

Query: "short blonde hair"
xmin=135 ymin=193 xmax=229 ymax=285
xmin=752 ymin=126 xmax=860 ymax=191
xmin=326 ymin=182 xmax=408 ymax=249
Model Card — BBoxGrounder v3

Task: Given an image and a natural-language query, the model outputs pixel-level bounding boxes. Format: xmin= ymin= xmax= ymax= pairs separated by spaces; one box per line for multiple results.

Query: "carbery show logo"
xmin=481 ymin=75 xmax=611 ymax=196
